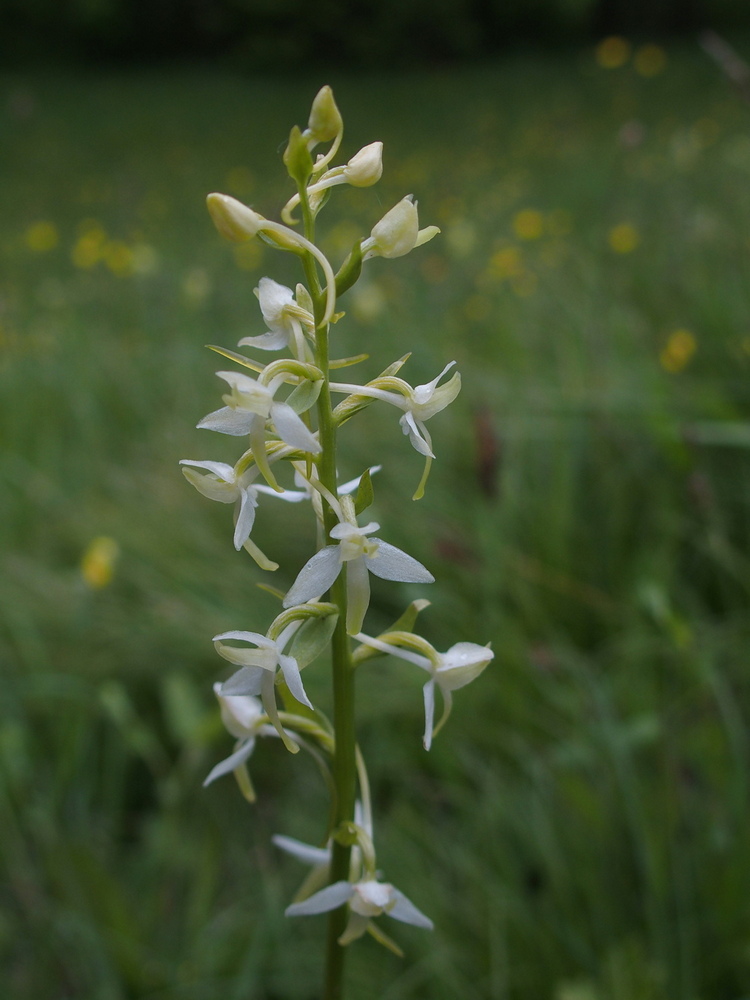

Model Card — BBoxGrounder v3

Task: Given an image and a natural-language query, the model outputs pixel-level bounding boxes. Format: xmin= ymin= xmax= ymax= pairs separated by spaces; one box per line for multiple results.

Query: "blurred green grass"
xmin=3 ymin=42 xmax=750 ymax=998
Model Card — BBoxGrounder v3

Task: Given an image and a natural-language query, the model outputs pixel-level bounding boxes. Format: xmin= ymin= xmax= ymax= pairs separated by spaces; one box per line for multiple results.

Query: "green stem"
xmin=301 ymin=187 xmax=357 ymax=1000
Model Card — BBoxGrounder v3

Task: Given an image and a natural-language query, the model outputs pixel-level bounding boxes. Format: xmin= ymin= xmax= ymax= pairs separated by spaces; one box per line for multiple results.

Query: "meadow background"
xmin=3 ymin=21 xmax=750 ymax=1000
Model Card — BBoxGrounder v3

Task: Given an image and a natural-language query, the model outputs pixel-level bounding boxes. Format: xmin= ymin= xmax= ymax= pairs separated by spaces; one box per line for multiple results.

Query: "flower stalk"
xmin=181 ymin=86 xmax=490 ymax=1000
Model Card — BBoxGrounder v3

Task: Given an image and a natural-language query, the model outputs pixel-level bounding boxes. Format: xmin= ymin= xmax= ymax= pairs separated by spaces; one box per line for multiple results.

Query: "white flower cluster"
xmin=182 ymin=86 xmax=492 ymax=957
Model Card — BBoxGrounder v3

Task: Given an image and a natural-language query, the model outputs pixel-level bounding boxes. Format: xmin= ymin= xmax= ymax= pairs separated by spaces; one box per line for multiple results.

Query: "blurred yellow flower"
xmin=608 ymin=223 xmax=640 ymax=253
xmin=25 ymin=221 xmax=59 ymax=252
xmin=634 ymin=44 xmax=667 ymax=77
xmin=489 ymin=246 xmax=523 ymax=278
xmin=72 ymin=222 xmax=107 ymax=269
xmin=513 ymin=209 xmax=544 ymax=241
xmin=233 ymin=241 xmax=263 ymax=271
xmin=660 ymin=329 xmax=696 ymax=373
xmin=596 ymin=36 xmax=631 ymax=69
xmin=81 ymin=536 xmax=120 ymax=589
xmin=104 ymin=241 xmax=134 ymax=276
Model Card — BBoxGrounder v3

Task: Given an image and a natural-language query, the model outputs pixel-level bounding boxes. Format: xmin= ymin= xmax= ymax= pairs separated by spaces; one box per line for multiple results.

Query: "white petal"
xmin=221 ymin=666 xmax=266 ymax=697
xmin=422 ymin=680 xmax=435 ymax=751
xmin=365 ymin=540 xmax=434 ymax=583
xmin=278 ymin=654 xmax=313 ymax=709
xmin=203 ymin=738 xmax=255 ymax=786
xmin=180 ymin=459 xmax=236 ymax=479
xmin=400 ymin=412 xmax=434 ymax=458
xmin=233 ymin=487 xmax=258 ymax=550
xmin=388 ymin=890 xmax=434 ymax=929
xmin=271 ymin=402 xmax=322 ymax=453
xmin=283 ymin=546 xmax=342 ymax=607
xmin=181 ymin=466 xmax=238 ymax=503
xmin=238 ymin=330 xmax=289 ymax=351
xmin=285 ymin=881 xmax=353 ymax=917
xmin=197 ymin=406 xmax=255 ymax=436
xmin=272 ymin=834 xmax=330 ymax=867
xmin=255 ymin=484 xmax=310 ymax=502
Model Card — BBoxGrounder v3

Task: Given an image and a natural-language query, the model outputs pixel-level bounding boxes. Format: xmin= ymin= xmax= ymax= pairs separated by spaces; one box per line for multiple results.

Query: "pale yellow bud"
xmin=344 ymin=142 xmax=383 ymax=187
xmin=306 ymin=85 xmax=343 ymax=146
xmin=206 ymin=193 xmax=265 ymax=243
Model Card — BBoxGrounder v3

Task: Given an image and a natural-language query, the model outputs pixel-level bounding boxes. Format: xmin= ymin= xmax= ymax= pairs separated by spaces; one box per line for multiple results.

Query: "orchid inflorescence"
xmin=182 ymin=86 xmax=492 ymax=991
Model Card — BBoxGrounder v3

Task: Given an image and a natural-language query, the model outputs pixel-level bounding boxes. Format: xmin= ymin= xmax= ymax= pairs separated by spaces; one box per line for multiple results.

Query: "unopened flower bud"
xmin=362 ymin=195 xmax=440 ymax=260
xmin=306 ymin=85 xmax=343 ymax=146
xmin=207 ymin=193 xmax=265 ymax=243
xmin=344 ymin=142 xmax=383 ymax=188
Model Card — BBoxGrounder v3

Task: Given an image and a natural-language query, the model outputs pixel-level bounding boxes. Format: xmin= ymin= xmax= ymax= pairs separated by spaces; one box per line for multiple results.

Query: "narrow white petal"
xmin=179 ymin=459 xmax=235 ymax=479
xmin=422 ymin=680 xmax=435 ymax=751
xmin=283 ymin=546 xmax=342 ymax=607
xmin=203 ymin=738 xmax=255 ymax=786
xmin=365 ymin=540 xmax=434 ymax=583
xmin=271 ymin=402 xmax=322 ymax=453
xmin=278 ymin=654 xmax=313 ymax=709
xmin=272 ymin=834 xmax=331 ymax=867
xmin=238 ymin=330 xmax=289 ymax=350
xmin=400 ymin=412 xmax=435 ymax=458
xmin=233 ymin=487 xmax=258 ymax=550
xmin=389 ymin=890 xmax=434 ymax=929
xmin=197 ymin=406 xmax=255 ymax=436
xmin=285 ymin=881 xmax=353 ymax=917
xmin=338 ymin=911 xmax=371 ymax=945
xmin=213 ymin=630 xmax=273 ymax=646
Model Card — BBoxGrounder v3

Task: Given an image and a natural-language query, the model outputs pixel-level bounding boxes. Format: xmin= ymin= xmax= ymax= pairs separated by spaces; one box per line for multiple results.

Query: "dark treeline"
xmin=2 ymin=0 xmax=748 ymax=69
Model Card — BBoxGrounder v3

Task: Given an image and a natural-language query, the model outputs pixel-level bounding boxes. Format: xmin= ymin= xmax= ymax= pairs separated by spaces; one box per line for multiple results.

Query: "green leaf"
xmin=290 ymin=613 xmax=339 ymax=669
xmin=286 ymin=377 xmax=323 ymax=414
xmin=283 ymin=125 xmax=314 ymax=186
xmin=353 ymin=468 xmax=374 ymax=516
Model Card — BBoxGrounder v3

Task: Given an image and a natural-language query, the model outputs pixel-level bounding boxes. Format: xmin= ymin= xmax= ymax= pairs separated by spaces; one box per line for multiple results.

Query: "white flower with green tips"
xmin=354 ymin=631 xmax=494 ymax=750
xmin=361 ymin=194 xmax=440 ymax=260
xmin=285 ymin=876 xmax=433 ymax=946
xmin=213 ymin=626 xmax=311 ymax=752
xmin=197 ymin=369 xmax=320 ymax=489
xmin=238 ymin=278 xmax=314 ymax=359
xmin=331 ymin=361 xmax=460 ymax=497
xmin=203 ymin=685 xmax=279 ymax=801
xmin=283 ymin=519 xmax=434 ymax=635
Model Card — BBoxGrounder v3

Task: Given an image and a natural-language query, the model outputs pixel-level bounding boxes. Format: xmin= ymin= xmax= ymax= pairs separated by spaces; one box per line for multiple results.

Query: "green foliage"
xmin=3 ymin=47 xmax=750 ymax=997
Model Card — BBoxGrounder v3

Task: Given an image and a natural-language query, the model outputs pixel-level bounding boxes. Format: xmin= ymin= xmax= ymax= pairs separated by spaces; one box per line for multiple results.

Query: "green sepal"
xmin=353 ymin=468 xmax=374 ymax=516
xmin=367 ymin=921 xmax=405 ymax=957
xmin=267 ymin=602 xmax=338 ymax=642
xmin=286 ymin=377 xmax=323 ymax=414
xmin=352 ymin=599 xmax=431 ymax=667
xmin=330 ymin=353 xmax=369 ymax=370
xmin=283 ymin=125 xmax=314 ymax=187
xmin=290 ymin=612 xmax=339 ymax=669
xmin=260 ymin=358 xmax=323 ymax=386
xmin=335 ymin=239 xmax=363 ymax=298
xmin=206 ymin=344 xmax=264 ymax=373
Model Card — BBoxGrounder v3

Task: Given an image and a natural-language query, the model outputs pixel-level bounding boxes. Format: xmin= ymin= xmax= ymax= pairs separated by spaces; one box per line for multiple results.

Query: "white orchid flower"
xmin=354 ymin=632 xmax=494 ymax=750
xmin=203 ymin=684 xmax=279 ymax=801
xmin=213 ymin=624 xmax=311 ymax=752
xmin=179 ymin=458 xmax=278 ymax=569
xmin=238 ymin=277 xmax=314 ymax=359
xmin=331 ymin=361 xmax=460 ymax=498
xmin=360 ymin=195 xmax=440 ymax=261
xmin=285 ymin=876 xmax=433 ymax=946
xmin=283 ymin=519 xmax=434 ymax=635
xmin=197 ymin=369 xmax=321 ymax=490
